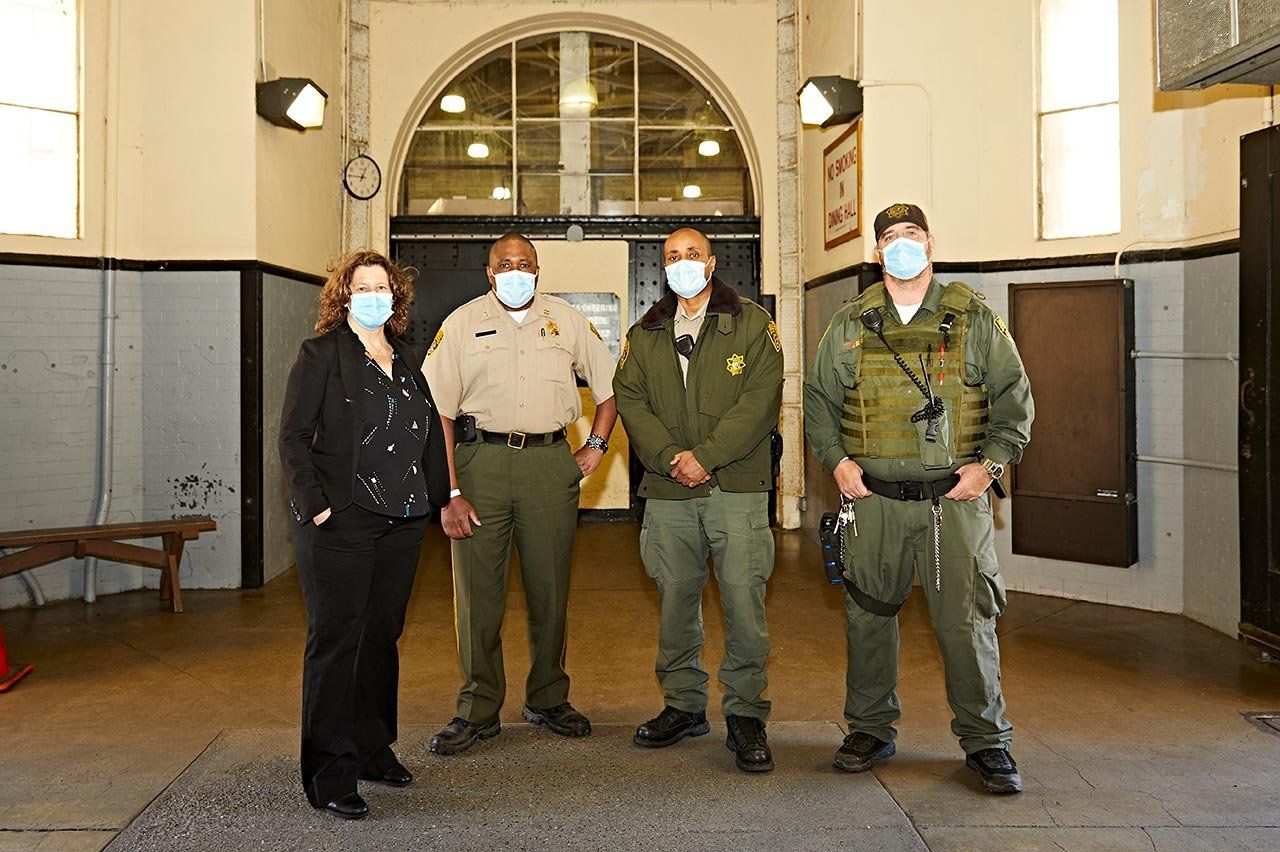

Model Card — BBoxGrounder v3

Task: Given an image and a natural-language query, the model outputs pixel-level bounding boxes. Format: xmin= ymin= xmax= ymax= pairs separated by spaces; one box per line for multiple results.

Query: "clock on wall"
xmin=343 ymin=154 xmax=381 ymax=200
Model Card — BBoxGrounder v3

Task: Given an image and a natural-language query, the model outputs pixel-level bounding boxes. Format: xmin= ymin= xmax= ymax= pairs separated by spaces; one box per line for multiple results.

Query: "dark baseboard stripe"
xmin=0 ymin=253 xmax=324 ymax=285
xmin=803 ymin=239 xmax=1240 ymax=290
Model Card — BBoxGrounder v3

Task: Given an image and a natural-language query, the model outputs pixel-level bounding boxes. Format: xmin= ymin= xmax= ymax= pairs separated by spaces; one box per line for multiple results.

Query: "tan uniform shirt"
xmin=672 ymin=298 xmax=709 ymax=384
xmin=424 ymin=290 xmax=616 ymax=434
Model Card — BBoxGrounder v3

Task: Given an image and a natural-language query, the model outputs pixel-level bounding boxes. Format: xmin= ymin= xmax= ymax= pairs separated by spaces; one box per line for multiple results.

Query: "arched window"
xmin=401 ymin=32 xmax=753 ymax=218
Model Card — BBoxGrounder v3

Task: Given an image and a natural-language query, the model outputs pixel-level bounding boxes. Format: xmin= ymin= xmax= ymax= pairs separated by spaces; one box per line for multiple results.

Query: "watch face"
xmin=344 ymin=155 xmax=381 ymax=200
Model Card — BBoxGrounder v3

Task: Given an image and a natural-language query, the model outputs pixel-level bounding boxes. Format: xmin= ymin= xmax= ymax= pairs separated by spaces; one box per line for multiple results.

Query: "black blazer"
xmin=279 ymin=328 xmax=450 ymax=525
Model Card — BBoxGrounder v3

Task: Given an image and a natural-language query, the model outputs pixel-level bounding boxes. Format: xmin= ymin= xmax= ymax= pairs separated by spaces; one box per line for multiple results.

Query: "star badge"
xmin=726 ymin=353 xmax=746 ymax=376
xmin=546 ymin=320 xmax=561 ymax=336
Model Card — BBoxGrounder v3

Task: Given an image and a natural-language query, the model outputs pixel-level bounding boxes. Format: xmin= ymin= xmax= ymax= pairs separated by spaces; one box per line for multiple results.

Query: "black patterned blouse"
xmin=353 ymin=344 xmax=432 ymax=518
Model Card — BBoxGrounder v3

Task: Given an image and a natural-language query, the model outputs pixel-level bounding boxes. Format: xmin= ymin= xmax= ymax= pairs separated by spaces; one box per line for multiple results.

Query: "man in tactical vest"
xmin=803 ymin=203 xmax=1033 ymax=793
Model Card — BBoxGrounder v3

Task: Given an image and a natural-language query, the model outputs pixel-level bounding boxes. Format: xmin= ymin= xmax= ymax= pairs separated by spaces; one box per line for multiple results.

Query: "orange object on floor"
xmin=0 ymin=624 xmax=34 ymax=693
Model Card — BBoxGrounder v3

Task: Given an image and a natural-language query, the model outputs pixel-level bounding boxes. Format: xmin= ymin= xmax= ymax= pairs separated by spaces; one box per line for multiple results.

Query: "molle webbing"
xmin=839 ymin=282 xmax=989 ymax=459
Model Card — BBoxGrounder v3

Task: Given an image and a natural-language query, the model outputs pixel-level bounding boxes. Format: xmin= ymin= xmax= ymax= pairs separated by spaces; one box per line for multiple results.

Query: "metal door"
xmin=1239 ymin=125 xmax=1280 ymax=648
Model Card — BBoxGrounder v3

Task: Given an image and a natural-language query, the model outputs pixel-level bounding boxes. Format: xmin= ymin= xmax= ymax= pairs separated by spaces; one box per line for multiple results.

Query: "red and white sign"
xmin=823 ymin=119 xmax=862 ymax=250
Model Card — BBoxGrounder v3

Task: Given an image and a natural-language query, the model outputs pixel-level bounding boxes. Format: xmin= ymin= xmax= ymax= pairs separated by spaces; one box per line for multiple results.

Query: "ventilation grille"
xmin=1157 ymin=0 xmax=1280 ymax=89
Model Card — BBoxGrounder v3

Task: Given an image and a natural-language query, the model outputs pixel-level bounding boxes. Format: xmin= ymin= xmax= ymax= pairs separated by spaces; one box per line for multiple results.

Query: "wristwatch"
xmin=585 ymin=434 xmax=609 ymax=453
xmin=978 ymin=456 xmax=1005 ymax=482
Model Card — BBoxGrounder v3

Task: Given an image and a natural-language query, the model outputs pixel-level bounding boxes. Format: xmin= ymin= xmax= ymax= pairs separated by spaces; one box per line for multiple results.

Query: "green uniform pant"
xmin=639 ymin=488 xmax=774 ymax=720
xmin=842 ymin=492 xmax=1011 ymax=754
xmin=451 ymin=439 xmax=584 ymax=723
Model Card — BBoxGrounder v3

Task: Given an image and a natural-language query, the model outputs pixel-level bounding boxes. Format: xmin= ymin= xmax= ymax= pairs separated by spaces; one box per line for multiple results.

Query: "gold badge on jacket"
xmin=726 ymin=353 xmax=746 ymax=376
xmin=766 ymin=320 xmax=782 ymax=353
xmin=545 ymin=319 xmax=561 ymax=336
xmin=427 ymin=328 xmax=444 ymax=356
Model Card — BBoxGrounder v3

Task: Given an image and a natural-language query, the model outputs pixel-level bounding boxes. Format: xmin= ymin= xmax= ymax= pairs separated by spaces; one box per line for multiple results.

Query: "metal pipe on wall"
xmin=1136 ymin=454 xmax=1238 ymax=473
xmin=1131 ymin=350 xmax=1239 ymax=362
xmin=84 ymin=264 xmax=116 ymax=603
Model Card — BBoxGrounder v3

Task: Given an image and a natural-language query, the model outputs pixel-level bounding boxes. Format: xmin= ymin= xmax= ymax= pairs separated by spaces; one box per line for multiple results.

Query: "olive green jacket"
xmin=614 ymin=278 xmax=784 ymax=500
xmin=803 ymin=277 xmax=1033 ymax=482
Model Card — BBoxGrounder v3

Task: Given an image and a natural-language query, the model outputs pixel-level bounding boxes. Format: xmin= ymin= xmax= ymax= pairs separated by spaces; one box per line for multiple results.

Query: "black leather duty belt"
xmin=478 ymin=428 xmax=567 ymax=449
xmin=862 ymin=474 xmax=961 ymax=502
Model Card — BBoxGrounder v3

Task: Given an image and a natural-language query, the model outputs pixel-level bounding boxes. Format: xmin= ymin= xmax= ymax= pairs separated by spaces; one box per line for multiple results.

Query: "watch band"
xmin=585 ymin=434 xmax=608 ymax=453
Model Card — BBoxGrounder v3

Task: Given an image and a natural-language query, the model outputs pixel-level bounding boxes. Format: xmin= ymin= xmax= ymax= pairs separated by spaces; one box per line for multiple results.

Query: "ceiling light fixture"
xmin=698 ymin=140 xmax=721 ymax=157
xmin=467 ymin=142 xmax=490 ymax=159
xmin=682 ymin=184 xmax=702 ymax=199
xmin=440 ymin=94 xmax=466 ymax=113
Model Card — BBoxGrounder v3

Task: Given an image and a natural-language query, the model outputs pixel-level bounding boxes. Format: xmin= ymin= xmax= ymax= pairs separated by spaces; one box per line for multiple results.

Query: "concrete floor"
xmin=2 ymin=523 xmax=1280 ymax=850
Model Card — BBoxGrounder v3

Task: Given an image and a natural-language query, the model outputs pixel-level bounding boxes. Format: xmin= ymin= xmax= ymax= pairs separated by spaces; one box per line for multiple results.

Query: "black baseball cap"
xmin=873 ymin=203 xmax=929 ymax=241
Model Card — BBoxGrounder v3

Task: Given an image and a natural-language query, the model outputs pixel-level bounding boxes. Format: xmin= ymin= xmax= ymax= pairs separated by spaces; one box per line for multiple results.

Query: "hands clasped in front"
xmin=669 ymin=450 xmax=710 ymax=488
xmin=834 ymin=458 xmax=992 ymax=501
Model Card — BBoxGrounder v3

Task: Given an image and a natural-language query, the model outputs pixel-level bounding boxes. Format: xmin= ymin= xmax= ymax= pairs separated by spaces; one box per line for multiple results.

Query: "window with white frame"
xmin=1037 ymin=0 xmax=1120 ymax=240
xmin=0 ymin=0 xmax=79 ymax=239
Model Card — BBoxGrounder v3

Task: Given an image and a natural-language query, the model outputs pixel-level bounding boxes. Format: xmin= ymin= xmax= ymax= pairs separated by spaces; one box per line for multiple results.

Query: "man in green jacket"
xmin=614 ymin=227 xmax=783 ymax=772
xmin=804 ymin=203 xmax=1033 ymax=793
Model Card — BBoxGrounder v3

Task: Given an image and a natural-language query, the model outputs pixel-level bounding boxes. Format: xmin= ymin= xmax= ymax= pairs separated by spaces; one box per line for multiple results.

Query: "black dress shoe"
xmin=966 ymin=747 xmax=1023 ymax=794
xmin=634 ymin=706 xmax=710 ymax=748
xmin=725 ymin=715 xmax=774 ymax=773
xmin=318 ymin=792 xmax=369 ymax=820
xmin=359 ymin=758 xmax=412 ymax=787
xmin=429 ymin=716 xmax=501 ymax=755
xmin=522 ymin=702 xmax=591 ymax=737
xmin=834 ymin=731 xmax=896 ymax=773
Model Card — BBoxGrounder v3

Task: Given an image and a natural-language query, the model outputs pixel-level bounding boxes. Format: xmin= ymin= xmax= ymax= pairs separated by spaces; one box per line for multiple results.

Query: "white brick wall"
xmin=0 ymin=265 xmax=145 ymax=608
xmin=0 ymin=266 xmax=242 ymax=610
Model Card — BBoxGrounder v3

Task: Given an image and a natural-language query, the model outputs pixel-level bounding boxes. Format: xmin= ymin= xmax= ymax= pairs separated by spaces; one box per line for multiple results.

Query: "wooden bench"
xmin=0 ymin=517 xmax=217 ymax=613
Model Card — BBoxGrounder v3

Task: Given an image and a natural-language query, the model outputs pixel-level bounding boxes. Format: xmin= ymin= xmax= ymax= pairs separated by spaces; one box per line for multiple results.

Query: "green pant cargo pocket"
xmin=748 ymin=513 xmax=775 ymax=584
xmin=973 ymin=554 xmax=1006 ymax=622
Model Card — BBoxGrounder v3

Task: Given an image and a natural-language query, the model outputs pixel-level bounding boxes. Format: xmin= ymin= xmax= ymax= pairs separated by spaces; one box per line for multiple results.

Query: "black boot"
xmin=725 ymin=715 xmax=774 ymax=773
xmin=428 ymin=717 xmax=501 ymax=755
xmin=634 ymin=706 xmax=710 ymax=748
xmin=966 ymin=748 xmax=1022 ymax=794
xmin=834 ymin=731 xmax=896 ymax=773
xmin=522 ymin=702 xmax=592 ymax=737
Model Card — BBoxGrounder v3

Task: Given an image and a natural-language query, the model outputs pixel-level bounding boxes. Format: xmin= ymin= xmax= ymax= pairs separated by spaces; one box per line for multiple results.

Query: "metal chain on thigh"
xmin=931 ymin=498 xmax=943 ymax=592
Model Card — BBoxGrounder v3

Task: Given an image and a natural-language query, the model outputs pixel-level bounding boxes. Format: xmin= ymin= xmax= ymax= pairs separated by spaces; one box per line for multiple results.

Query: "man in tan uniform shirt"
xmin=424 ymin=233 xmax=618 ymax=754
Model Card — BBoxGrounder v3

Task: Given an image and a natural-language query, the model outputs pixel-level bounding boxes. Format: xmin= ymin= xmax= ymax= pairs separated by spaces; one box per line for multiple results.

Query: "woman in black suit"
xmin=279 ymin=249 xmax=448 ymax=819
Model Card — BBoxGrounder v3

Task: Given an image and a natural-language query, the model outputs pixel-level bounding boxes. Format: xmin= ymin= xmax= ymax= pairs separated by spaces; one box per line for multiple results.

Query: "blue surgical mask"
xmin=493 ymin=270 xmax=536 ymax=308
xmin=880 ymin=236 xmax=930 ymax=281
xmin=349 ymin=291 xmax=394 ymax=329
xmin=665 ymin=259 xmax=710 ymax=299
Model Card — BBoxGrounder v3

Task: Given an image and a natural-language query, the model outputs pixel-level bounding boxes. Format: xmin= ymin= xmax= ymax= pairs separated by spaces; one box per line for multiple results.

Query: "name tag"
xmin=474 ymin=329 xmax=497 ymax=338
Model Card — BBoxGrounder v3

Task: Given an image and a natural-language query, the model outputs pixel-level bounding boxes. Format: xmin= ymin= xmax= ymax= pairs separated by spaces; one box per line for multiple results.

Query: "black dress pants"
xmin=293 ymin=502 xmax=429 ymax=807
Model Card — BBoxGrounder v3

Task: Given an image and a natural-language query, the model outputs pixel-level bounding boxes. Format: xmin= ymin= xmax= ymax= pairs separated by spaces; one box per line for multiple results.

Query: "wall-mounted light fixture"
xmin=256 ymin=77 xmax=328 ymax=130
xmin=798 ymin=76 xmax=862 ymax=128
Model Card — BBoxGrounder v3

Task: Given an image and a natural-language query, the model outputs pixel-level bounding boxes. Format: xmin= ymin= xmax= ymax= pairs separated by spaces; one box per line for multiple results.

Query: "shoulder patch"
xmin=994 ymin=314 xmax=1013 ymax=341
xmin=618 ymin=337 xmax=630 ymax=369
xmin=766 ymin=320 xmax=782 ymax=352
xmin=427 ymin=328 xmax=444 ymax=356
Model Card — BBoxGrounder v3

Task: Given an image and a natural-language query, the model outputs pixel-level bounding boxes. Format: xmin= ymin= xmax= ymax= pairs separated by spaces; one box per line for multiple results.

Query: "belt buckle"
xmin=507 ymin=431 xmax=527 ymax=450
xmin=899 ymin=481 xmax=924 ymax=501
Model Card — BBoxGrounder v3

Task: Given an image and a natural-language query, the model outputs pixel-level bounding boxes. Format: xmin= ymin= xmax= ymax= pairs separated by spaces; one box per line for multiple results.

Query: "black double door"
xmin=1240 ymin=126 xmax=1280 ymax=647
xmin=392 ymin=236 xmax=765 ymax=354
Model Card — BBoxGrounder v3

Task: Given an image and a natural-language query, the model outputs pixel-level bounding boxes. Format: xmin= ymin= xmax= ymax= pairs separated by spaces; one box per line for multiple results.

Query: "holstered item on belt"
xmin=862 ymin=474 xmax=961 ymax=502
xmin=453 ymin=414 xmax=478 ymax=445
xmin=478 ymin=428 xmax=567 ymax=449
xmin=769 ymin=429 xmax=783 ymax=479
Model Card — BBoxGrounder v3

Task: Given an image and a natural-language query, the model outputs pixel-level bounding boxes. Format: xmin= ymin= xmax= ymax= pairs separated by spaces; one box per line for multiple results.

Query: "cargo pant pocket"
xmin=973 ymin=554 xmax=1007 ymax=622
